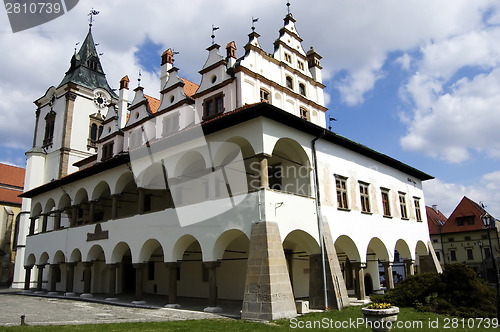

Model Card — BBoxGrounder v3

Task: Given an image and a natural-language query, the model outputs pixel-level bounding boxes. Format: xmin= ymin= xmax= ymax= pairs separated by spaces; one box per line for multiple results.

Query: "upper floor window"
xmin=87 ymin=114 xmax=103 ymax=151
xmin=335 ymin=176 xmax=349 ymax=210
xmin=381 ymin=188 xmax=391 ymax=217
xmin=414 ymin=197 xmax=422 ymax=222
xmin=203 ymin=94 xmax=224 ymax=119
xmin=284 ymin=53 xmax=292 ymax=63
xmin=299 ymin=83 xmax=306 ymax=97
xmin=43 ymin=111 xmax=56 ymax=148
xmin=300 ymin=107 xmax=309 ymax=121
xmin=359 ymin=182 xmax=371 ymax=213
xmin=102 ymin=142 xmax=114 ymax=161
xmin=297 ymin=61 xmax=304 ymax=71
xmin=399 ymin=192 xmax=408 ymax=219
xmin=260 ymin=89 xmax=270 ymax=102
xmin=129 ymin=129 xmax=142 ymax=149
xmin=286 ymin=76 xmax=293 ymax=90
xmin=449 ymin=249 xmax=457 ymax=261
xmin=162 ymin=113 xmax=180 ymax=137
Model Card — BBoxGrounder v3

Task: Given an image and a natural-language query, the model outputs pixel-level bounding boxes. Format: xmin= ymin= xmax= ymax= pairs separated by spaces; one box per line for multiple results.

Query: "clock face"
xmin=93 ymin=91 xmax=109 ymax=109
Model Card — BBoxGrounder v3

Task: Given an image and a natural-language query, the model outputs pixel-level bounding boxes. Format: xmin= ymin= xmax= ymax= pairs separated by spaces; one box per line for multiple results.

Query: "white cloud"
xmin=395 ymin=53 xmax=411 ymax=71
xmin=424 ymin=171 xmax=500 ymax=218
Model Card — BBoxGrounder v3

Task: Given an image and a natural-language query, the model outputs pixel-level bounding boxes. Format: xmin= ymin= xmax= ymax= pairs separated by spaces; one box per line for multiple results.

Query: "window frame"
xmin=381 ymin=188 xmax=391 ymax=217
xmin=202 ymin=93 xmax=225 ymax=119
xmin=359 ymin=182 xmax=371 ymax=214
xmin=335 ymin=175 xmax=349 ymax=211
xmin=286 ymin=76 xmax=294 ymax=90
xmin=399 ymin=192 xmax=408 ymax=219
xmin=299 ymin=83 xmax=306 ymax=96
xmin=260 ymin=88 xmax=270 ymax=103
xmin=414 ymin=197 xmax=422 ymax=222
xmin=43 ymin=111 xmax=56 ymax=148
xmin=102 ymin=142 xmax=114 ymax=161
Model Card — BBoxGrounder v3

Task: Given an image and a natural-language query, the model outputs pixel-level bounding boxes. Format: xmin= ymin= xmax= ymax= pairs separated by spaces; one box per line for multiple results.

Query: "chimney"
xmin=160 ymin=49 xmax=174 ymax=91
xmin=306 ymin=47 xmax=323 ymax=83
xmin=226 ymin=41 xmax=236 ymax=67
xmin=118 ymin=76 xmax=130 ymax=128
xmin=432 ymin=204 xmax=438 ymax=213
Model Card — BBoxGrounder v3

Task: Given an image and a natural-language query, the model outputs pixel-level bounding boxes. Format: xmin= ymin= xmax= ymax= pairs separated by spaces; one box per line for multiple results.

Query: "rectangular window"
xmin=284 ymin=53 xmax=292 ymax=63
xmin=203 ymin=94 xmax=224 ymax=119
xmin=467 ymin=216 xmax=475 ymax=225
xmin=381 ymin=189 xmax=391 ymax=217
xmin=359 ymin=182 xmax=371 ymax=213
xmin=464 ymin=236 xmax=471 ymax=241
xmin=300 ymin=107 xmax=309 ymax=121
xmin=128 ymin=129 xmax=142 ymax=149
xmin=457 ymin=218 xmax=464 ymax=226
xmin=335 ymin=176 xmax=349 ymax=210
xmin=435 ymin=251 xmax=441 ymax=262
xmin=448 ymin=237 xmax=454 ymax=242
xmin=260 ymin=89 xmax=270 ymax=102
xmin=162 ymin=113 xmax=180 ymax=136
xmin=414 ymin=197 xmax=422 ymax=221
xmin=399 ymin=192 xmax=408 ymax=219
xmin=297 ymin=60 xmax=304 ymax=70
xmin=450 ymin=249 xmax=457 ymax=261
xmin=484 ymin=247 xmax=491 ymax=259
xmin=466 ymin=248 xmax=474 ymax=260
xmin=102 ymin=142 xmax=114 ymax=161
xmin=43 ymin=111 xmax=56 ymax=147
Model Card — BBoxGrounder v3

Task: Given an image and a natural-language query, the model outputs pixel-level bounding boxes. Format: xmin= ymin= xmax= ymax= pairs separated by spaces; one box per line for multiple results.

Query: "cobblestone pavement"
xmin=0 ymin=290 xmax=239 ymax=326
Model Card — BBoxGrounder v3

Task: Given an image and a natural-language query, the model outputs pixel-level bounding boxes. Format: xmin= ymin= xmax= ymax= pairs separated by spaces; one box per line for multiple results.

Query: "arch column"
xmin=29 ymin=217 xmax=36 ymax=235
xmin=404 ymin=259 xmax=415 ymax=277
xmin=48 ymin=264 xmax=59 ymax=294
xmin=203 ymin=261 xmax=221 ymax=312
xmin=111 ymin=195 xmax=119 ymax=219
xmin=23 ymin=266 xmax=33 ymax=292
xmin=255 ymin=154 xmax=270 ymax=189
xmin=165 ymin=262 xmax=181 ymax=308
xmin=41 ymin=214 xmax=48 ymax=233
xmin=70 ymin=206 xmax=77 ymax=227
xmin=138 ymin=189 xmax=145 ymax=214
xmin=89 ymin=201 xmax=96 ymax=224
xmin=381 ymin=261 xmax=394 ymax=290
xmin=132 ymin=263 xmax=146 ymax=304
xmin=105 ymin=263 xmax=119 ymax=301
xmin=351 ymin=262 xmax=366 ymax=301
xmin=35 ymin=264 xmax=45 ymax=292
xmin=65 ymin=262 xmax=76 ymax=296
xmin=54 ymin=210 xmax=62 ymax=230
xmin=81 ymin=262 xmax=93 ymax=298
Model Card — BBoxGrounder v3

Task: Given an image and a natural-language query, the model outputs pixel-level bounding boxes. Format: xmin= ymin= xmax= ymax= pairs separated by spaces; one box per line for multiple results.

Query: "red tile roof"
xmin=0 ymin=163 xmax=25 ymax=205
xmin=181 ymin=77 xmax=199 ymax=98
xmin=440 ymin=196 xmax=489 ymax=234
xmin=426 ymin=206 xmax=447 ymax=235
xmin=145 ymin=95 xmax=160 ymax=113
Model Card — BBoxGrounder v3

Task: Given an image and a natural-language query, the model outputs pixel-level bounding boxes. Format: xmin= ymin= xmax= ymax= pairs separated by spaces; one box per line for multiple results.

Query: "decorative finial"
xmin=138 ymin=70 xmax=142 ymax=87
xmin=88 ymin=8 xmax=99 ymax=28
xmin=252 ymin=17 xmax=259 ymax=31
xmin=286 ymin=1 xmax=291 ymax=14
xmin=211 ymin=25 xmax=219 ymax=44
xmin=74 ymin=42 xmax=79 ymax=53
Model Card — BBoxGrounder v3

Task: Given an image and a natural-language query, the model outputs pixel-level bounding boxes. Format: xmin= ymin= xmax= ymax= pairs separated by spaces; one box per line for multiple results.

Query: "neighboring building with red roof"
xmin=0 ymin=163 xmax=25 ymax=285
xmin=428 ymin=196 xmax=499 ymax=282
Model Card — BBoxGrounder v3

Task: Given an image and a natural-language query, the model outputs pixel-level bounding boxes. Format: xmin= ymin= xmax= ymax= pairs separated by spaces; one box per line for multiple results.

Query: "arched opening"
xmin=51 ymin=251 xmax=66 ymax=292
xmin=138 ymin=239 xmax=166 ymax=296
xmin=31 ymin=202 xmax=43 ymax=234
xmin=74 ymin=188 xmax=89 ymax=226
xmin=111 ymin=242 xmax=134 ymax=295
xmin=173 ymin=151 xmax=208 ymax=207
xmin=366 ymin=237 xmax=390 ymax=295
xmin=335 ymin=235 xmax=361 ymax=298
xmin=58 ymin=194 xmax=72 ymax=229
xmin=395 ymin=239 xmax=413 ymax=280
xmin=86 ymin=245 xmax=106 ymax=294
xmin=213 ymin=230 xmax=250 ymax=300
xmin=116 ymin=177 xmax=139 ymax=219
xmin=43 ymin=199 xmax=56 ymax=232
xmin=91 ymin=181 xmax=113 ymax=223
xmin=173 ymin=235 xmax=206 ymax=299
xmin=269 ymin=138 xmax=311 ymax=196
xmin=138 ymin=163 xmax=173 ymax=213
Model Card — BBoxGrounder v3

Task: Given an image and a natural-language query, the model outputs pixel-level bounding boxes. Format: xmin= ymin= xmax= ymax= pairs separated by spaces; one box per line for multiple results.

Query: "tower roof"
xmin=58 ymin=27 xmax=117 ymax=98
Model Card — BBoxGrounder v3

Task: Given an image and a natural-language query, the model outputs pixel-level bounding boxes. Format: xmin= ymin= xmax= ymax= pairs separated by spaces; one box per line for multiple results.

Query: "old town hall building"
xmin=13 ymin=7 xmax=440 ymax=320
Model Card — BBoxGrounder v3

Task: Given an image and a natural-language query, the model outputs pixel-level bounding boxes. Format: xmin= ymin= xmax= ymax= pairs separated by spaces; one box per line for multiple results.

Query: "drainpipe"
xmin=312 ymin=130 xmax=327 ymax=309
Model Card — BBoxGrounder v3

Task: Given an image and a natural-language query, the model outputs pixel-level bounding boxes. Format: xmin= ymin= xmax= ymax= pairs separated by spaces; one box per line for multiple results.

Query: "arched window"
xmin=286 ymin=76 xmax=293 ymax=90
xmin=90 ymin=123 xmax=98 ymax=141
xmin=299 ymin=83 xmax=306 ymax=97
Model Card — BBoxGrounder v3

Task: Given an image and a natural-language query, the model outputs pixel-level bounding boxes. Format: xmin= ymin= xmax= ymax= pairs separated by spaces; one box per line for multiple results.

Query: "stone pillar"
xmin=203 ymin=261 xmax=221 ymax=312
xmin=65 ymin=262 xmax=76 ymax=296
xmin=241 ymin=221 xmax=297 ymax=321
xmin=404 ymin=259 xmax=415 ymax=277
xmin=256 ymin=155 xmax=270 ymax=189
xmin=138 ymin=189 xmax=145 ymax=214
xmin=48 ymin=264 xmax=58 ymax=294
xmin=36 ymin=264 xmax=45 ymax=292
xmin=344 ymin=259 xmax=353 ymax=289
xmin=29 ymin=217 xmax=36 ymax=235
xmin=70 ymin=206 xmax=77 ymax=227
xmin=23 ymin=266 xmax=33 ymax=291
xmin=41 ymin=214 xmax=48 ymax=233
xmin=132 ymin=263 xmax=146 ymax=304
xmin=54 ymin=210 xmax=62 ymax=230
xmin=89 ymin=201 xmax=96 ymax=224
xmin=81 ymin=262 xmax=93 ymax=298
xmin=105 ymin=264 xmax=119 ymax=301
xmin=352 ymin=262 xmax=366 ymax=301
xmin=165 ymin=262 xmax=181 ymax=308
xmin=111 ymin=195 xmax=119 ymax=219
xmin=382 ymin=261 xmax=394 ymax=290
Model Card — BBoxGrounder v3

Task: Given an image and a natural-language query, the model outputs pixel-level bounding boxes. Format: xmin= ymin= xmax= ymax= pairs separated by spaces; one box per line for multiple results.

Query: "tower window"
xmin=284 ymin=53 xmax=292 ymax=63
xmin=297 ymin=61 xmax=304 ymax=71
xmin=203 ymin=94 xmax=224 ymax=119
xmin=87 ymin=112 xmax=104 ymax=151
xmin=260 ymin=89 xmax=270 ymax=102
xmin=299 ymin=83 xmax=306 ymax=96
xmin=299 ymin=107 xmax=309 ymax=121
xmin=43 ymin=111 xmax=56 ymax=148
xmin=286 ymin=76 xmax=293 ymax=90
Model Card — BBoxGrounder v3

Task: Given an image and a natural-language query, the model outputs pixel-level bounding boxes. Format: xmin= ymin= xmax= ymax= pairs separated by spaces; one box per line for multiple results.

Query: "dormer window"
xmin=299 ymin=83 xmax=306 ymax=97
xmin=43 ymin=111 xmax=56 ymax=148
xmin=300 ymin=107 xmax=309 ymax=121
xmin=286 ymin=76 xmax=293 ymax=90
xmin=102 ymin=142 xmax=114 ymax=161
xmin=260 ymin=89 xmax=270 ymax=102
xmin=203 ymin=93 xmax=224 ymax=119
xmin=284 ymin=53 xmax=292 ymax=63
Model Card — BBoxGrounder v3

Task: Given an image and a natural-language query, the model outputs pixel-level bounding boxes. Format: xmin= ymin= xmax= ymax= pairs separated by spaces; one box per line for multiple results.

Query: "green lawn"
xmin=1 ymin=306 xmax=498 ymax=331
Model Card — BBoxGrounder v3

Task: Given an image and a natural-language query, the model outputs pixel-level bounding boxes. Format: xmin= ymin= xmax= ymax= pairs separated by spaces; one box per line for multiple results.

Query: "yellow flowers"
xmin=367 ymin=303 xmax=392 ymax=309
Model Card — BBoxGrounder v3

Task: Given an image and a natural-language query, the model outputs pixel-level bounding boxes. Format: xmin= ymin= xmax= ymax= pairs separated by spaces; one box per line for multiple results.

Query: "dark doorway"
xmin=364 ymin=273 xmax=373 ymax=295
xmin=122 ymin=255 xmax=135 ymax=293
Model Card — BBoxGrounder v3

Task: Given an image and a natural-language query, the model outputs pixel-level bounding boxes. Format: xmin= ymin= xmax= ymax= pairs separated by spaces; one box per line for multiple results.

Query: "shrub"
xmin=371 ymin=264 xmax=496 ymax=318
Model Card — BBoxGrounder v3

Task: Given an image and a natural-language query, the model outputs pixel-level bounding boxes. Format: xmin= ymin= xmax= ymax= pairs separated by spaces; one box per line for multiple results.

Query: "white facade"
xmin=15 ymin=10 xmax=439 ymax=320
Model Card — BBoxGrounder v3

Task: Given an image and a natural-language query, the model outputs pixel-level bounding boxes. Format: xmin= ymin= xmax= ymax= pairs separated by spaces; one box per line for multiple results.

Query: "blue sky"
xmin=1 ymin=0 xmax=500 ymax=217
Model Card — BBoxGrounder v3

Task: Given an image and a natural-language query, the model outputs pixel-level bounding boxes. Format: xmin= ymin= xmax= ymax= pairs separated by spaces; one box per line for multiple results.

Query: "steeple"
xmin=58 ymin=24 xmax=117 ymax=98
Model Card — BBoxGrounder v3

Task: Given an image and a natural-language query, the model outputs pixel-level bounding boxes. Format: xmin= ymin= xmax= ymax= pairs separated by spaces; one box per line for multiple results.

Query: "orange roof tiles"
xmin=426 ymin=206 xmax=447 ymax=235
xmin=0 ymin=187 xmax=23 ymax=205
xmin=0 ymin=163 xmax=25 ymax=205
xmin=440 ymin=196 xmax=489 ymax=234
xmin=181 ymin=77 xmax=199 ymax=98
xmin=145 ymin=95 xmax=160 ymax=113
